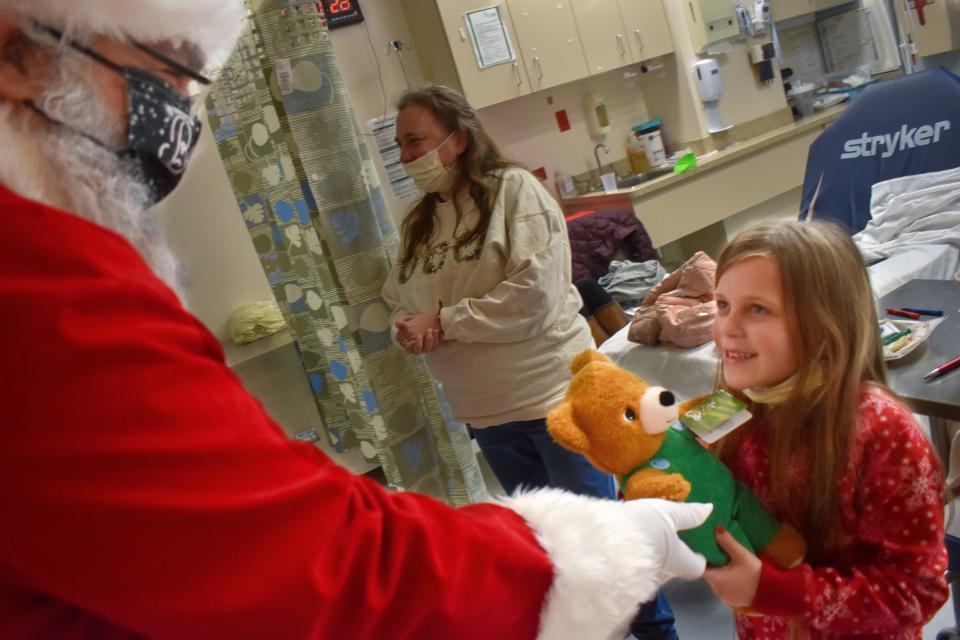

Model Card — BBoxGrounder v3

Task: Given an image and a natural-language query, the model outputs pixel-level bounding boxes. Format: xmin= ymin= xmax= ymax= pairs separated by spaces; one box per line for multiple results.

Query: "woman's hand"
xmin=703 ymin=526 xmax=762 ymax=609
xmin=395 ymin=314 xmax=443 ymax=355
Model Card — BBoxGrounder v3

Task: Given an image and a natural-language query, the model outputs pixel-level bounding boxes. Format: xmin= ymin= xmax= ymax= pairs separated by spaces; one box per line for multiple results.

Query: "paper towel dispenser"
xmin=684 ymin=0 xmax=740 ymax=52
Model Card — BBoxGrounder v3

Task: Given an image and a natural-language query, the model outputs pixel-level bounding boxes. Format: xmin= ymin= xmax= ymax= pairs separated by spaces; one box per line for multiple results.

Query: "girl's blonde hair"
xmin=712 ymin=221 xmax=887 ymax=560
xmin=395 ymin=85 xmax=524 ymax=269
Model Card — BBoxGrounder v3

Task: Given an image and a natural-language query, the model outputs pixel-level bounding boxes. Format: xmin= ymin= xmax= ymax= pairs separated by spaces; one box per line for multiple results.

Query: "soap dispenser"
xmin=583 ymin=93 xmax=611 ymax=139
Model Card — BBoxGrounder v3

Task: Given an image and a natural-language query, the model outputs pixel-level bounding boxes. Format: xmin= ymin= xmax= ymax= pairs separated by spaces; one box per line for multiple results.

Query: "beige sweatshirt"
xmin=382 ymin=168 xmax=592 ymax=428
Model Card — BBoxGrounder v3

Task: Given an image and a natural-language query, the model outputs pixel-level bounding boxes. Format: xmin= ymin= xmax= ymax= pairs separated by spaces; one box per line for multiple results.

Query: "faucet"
xmin=593 ymin=143 xmax=610 ymax=175
xmin=593 ymin=143 xmax=610 ymax=189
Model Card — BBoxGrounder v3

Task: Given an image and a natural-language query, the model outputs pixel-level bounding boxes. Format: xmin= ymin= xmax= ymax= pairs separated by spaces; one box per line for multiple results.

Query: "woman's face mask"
xmin=402 ymin=131 xmax=458 ymax=194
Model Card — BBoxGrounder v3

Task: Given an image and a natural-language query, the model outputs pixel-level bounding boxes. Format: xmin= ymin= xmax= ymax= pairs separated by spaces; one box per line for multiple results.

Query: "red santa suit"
xmin=0 ymin=185 xmax=706 ymax=639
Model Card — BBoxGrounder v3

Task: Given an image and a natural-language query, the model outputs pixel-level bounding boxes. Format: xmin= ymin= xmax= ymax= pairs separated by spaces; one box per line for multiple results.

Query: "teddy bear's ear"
xmin=570 ymin=350 xmax=611 ymax=374
xmin=546 ymin=403 xmax=590 ymax=453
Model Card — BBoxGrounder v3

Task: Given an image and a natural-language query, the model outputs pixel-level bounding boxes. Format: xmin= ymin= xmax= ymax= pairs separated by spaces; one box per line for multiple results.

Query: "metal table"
xmin=879 ymin=279 xmax=960 ymax=466
xmin=881 ymin=280 xmax=960 ymax=639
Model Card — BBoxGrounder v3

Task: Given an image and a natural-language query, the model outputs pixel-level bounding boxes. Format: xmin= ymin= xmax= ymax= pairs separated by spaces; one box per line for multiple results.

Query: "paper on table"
xmin=882 ymin=317 xmax=944 ymax=361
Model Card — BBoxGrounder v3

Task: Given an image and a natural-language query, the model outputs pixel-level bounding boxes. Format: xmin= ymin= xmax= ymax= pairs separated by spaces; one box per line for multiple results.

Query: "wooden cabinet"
xmin=617 ymin=0 xmax=674 ymax=63
xmin=769 ymin=0 xmax=816 ymax=21
xmin=572 ymin=0 xmax=632 ymax=75
xmin=572 ymin=0 xmax=674 ymax=75
xmin=508 ymin=0 xmax=589 ymax=91
xmin=401 ymin=0 xmax=674 ymax=107
xmin=402 ymin=0 xmax=531 ymax=108
xmin=769 ymin=0 xmax=852 ymax=22
xmin=816 ymin=0 xmax=852 ymax=10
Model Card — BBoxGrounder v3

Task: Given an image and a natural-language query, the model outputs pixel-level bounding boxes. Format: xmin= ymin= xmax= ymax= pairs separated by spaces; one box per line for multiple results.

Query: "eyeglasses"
xmin=33 ymin=22 xmax=212 ymax=86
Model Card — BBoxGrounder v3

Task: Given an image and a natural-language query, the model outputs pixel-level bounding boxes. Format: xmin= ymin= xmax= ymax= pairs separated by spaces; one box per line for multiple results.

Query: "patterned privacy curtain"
xmin=205 ymin=0 xmax=485 ymax=505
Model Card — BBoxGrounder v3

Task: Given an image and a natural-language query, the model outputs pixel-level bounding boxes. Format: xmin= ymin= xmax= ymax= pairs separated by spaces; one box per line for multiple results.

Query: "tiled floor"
xmin=475 ymin=451 xmax=957 ymax=639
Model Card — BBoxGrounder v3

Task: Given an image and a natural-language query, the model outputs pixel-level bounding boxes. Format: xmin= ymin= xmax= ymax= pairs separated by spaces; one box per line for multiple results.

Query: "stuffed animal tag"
xmin=679 ymin=390 xmax=752 ymax=444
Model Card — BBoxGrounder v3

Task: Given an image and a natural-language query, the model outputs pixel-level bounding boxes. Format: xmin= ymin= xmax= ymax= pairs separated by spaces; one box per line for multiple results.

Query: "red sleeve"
xmin=0 ymin=236 xmax=553 ymax=638
xmin=750 ymin=397 xmax=948 ymax=634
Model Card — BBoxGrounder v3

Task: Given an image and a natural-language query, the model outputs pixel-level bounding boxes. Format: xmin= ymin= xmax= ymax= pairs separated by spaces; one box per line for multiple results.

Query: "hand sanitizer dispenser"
xmin=693 ymin=59 xmax=731 ymax=134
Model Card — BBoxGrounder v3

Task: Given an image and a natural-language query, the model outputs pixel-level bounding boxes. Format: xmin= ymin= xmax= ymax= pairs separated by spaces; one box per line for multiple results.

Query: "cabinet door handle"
xmin=512 ymin=61 xmax=522 ymax=87
xmin=533 ymin=56 xmax=543 ymax=80
xmin=634 ymin=29 xmax=644 ymax=52
xmin=616 ymin=33 xmax=626 ymax=57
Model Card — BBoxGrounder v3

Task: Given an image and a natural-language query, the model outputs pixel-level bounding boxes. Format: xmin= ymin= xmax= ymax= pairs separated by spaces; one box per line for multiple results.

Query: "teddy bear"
xmin=547 ymin=350 xmax=805 ymax=568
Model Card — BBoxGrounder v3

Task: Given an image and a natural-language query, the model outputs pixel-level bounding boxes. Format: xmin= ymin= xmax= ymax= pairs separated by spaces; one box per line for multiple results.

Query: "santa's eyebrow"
xmin=132 ymin=41 xmax=210 ymax=85
xmin=33 ymin=22 xmax=211 ymax=85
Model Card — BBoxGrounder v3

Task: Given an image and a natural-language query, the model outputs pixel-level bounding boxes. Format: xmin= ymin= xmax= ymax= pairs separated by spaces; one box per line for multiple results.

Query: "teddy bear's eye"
xmin=623 ymin=408 xmax=636 ymax=421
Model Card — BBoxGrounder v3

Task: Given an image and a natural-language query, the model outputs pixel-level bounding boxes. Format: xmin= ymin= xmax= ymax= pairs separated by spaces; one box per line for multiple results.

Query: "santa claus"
xmin=0 ymin=2 xmax=710 ymax=638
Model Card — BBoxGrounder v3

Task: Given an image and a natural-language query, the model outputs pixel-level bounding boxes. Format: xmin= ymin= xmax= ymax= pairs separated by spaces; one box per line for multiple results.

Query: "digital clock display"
xmin=320 ymin=0 xmax=364 ymax=29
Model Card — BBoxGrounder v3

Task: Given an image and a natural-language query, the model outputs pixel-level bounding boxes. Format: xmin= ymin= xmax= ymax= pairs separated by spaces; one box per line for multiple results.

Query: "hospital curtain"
xmin=205 ymin=1 xmax=485 ymax=505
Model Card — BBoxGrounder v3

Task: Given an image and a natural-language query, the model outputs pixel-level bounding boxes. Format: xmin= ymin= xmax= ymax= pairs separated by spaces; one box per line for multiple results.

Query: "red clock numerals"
xmin=328 ymin=0 xmax=352 ymax=13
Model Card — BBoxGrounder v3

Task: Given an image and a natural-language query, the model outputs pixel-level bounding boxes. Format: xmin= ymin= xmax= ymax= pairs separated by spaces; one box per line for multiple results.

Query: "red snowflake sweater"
xmin=729 ymin=388 xmax=948 ymax=639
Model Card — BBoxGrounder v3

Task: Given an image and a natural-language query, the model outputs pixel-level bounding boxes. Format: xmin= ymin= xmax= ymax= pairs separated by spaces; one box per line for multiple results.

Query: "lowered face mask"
xmin=403 ymin=132 xmax=457 ymax=194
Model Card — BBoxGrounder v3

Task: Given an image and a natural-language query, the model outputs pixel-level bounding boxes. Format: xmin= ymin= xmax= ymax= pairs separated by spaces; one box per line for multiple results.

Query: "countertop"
xmin=560 ymin=105 xmax=847 ymax=207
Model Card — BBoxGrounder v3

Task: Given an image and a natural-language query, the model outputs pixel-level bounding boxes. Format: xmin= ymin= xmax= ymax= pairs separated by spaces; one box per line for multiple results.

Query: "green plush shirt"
xmin=620 ymin=425 xmax=780 ymax=566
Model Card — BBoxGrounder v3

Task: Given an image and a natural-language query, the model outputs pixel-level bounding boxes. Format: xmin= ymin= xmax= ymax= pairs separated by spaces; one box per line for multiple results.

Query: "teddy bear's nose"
xmin=659 ymin=391 xmax=675 ymax=406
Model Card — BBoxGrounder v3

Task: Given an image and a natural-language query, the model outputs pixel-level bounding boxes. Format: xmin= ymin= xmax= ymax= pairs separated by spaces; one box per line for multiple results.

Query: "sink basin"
xmin=616 ymin=166 xmax=673 ymax=189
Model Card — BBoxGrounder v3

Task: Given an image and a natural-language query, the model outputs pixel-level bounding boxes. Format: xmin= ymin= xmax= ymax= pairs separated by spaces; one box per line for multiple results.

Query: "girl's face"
xmin=713 ymin=255 xmax=800 ymax=391
xmin=395 ymin=105 xmax=464 ymax=166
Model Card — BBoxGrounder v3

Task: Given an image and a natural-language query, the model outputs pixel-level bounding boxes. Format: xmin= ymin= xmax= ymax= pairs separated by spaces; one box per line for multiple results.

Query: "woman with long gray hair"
xmin=382 ymin=85 xmax=677 ymax=640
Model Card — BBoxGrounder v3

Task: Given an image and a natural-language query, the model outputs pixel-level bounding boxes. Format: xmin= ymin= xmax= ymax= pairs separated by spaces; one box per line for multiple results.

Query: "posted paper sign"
xmin=466 ymin=6 xmax=515 ymax=69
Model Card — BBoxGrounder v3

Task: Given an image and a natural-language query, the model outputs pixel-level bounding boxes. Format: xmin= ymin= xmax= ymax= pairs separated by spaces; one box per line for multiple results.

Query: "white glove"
xmin=499 ymin=488 xmax=711 ymax=640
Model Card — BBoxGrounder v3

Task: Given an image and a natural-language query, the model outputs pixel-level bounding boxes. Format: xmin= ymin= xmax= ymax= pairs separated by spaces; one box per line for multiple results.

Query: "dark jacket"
xmin=565 ymin=207 xmax=656 ymax=282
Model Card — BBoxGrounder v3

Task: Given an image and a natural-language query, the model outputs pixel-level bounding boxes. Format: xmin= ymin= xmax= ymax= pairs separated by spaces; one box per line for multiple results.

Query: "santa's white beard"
xmin=0 ymin=56 xmax=182 ymax=296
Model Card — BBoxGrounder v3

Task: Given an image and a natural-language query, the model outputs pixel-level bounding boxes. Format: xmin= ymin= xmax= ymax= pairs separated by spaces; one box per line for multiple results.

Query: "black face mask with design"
xmin=27 ymin=24 xmax=209 ymax=205
xmin=117 ymin=67 xmax=201 ymax=203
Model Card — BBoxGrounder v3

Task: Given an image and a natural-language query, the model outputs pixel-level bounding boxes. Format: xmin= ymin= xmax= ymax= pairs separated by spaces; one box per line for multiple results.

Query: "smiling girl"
xmin=703 ymin=221 xmax=947 ymax=639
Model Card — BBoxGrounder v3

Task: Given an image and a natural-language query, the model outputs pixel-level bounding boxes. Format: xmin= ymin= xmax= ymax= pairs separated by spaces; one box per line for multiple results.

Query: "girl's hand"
xmin=703 ymin=526 xmax=761 ymax=609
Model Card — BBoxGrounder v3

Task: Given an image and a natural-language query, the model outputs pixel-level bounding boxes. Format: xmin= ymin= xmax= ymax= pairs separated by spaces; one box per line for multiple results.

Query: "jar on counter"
xmin=632 ymin=119 xmax=667 ymax=168
xmin=627 ymin=135 xmax=651 ymax=173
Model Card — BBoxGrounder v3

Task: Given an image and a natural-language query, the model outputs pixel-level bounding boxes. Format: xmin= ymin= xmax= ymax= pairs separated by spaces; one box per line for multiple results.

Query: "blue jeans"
xmin=472 ymin=418 xmax=677 ymax=640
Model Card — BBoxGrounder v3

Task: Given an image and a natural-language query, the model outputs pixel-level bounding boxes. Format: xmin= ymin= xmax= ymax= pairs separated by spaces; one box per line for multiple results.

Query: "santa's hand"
xmin=628 ymin=498 xmax=711 ymax=581
xmin=499 ymin=489 xmax=711 ymax=640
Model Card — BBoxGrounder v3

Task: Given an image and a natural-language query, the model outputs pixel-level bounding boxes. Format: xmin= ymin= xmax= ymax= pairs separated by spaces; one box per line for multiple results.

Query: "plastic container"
xmin=627 ymin=135 xmax=651 ymax=173
xmin=787 ymin=82 xmax=816 ymax=119
xmin=818 ymin=65 xmax=875 ymax=101
xmin=632 ymin=119 xmax=667 ymax=168
xmin=555 ymin=170 xmax=576 ymax=199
